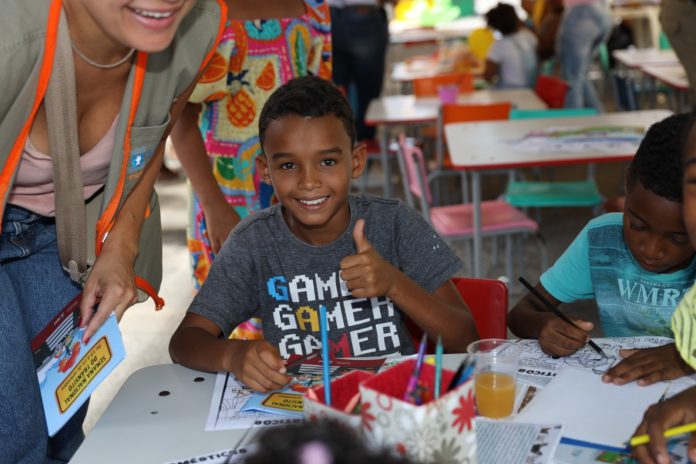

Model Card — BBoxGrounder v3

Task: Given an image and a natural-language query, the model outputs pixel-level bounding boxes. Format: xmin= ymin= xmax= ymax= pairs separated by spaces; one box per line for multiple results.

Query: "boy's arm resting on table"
xmin=340 ymin=219 xmax=477 ymax=352
xmin=508 ymin=282 xmax=594 ymax=357
xmin=81 ymin=77 xmax=200 ymax=341
xmin=632 ymin=386 xmax=696 ymax=464
xmin=603 ymin=343 xmax=694 ymax=386
xmin=170 ymin=102 xmax=241 ymax=253
xmin=169 ymin=312 xmax=292 ymax=393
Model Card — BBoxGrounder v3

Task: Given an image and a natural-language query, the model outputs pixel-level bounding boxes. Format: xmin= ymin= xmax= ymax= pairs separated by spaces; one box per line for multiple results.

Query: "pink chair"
xmin=397 ymin=135 xmax=545 ymax=280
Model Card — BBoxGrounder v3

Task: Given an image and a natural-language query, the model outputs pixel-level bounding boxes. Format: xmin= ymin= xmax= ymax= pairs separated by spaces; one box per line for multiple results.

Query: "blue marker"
xmin=320 ymin=305 xmax=331 ymax=406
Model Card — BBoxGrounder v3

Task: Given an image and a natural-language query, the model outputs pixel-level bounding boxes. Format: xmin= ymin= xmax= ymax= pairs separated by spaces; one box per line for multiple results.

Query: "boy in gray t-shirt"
xmin=170 ymin=76 xmax=478 ymax=392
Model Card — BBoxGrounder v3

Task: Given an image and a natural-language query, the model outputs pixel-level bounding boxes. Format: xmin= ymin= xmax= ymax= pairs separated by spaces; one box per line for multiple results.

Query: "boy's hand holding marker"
xmin=227 ymin=340 xmax=291 ymax=393
xmin=340 ymin=219 xmax=396 ymax=298
xmin=537 ymin=314 xmax=594 ymax=357
xmin=602 ymin=343 xmax=693 ymax=386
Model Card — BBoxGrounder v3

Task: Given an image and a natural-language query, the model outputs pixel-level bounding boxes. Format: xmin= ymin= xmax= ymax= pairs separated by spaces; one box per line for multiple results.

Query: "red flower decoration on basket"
xmin=361 ymin=401 xmax=376 ymax=431
xmin=451 ymin=389 xmax=475 ymax=433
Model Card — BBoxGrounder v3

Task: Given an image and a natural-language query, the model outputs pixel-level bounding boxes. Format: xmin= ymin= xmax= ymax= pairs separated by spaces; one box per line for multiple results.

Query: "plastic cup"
xmin=466 ymin=338 xmax=520 ymax=419
xmin=437 ymin=84 xmax=459 ymax=104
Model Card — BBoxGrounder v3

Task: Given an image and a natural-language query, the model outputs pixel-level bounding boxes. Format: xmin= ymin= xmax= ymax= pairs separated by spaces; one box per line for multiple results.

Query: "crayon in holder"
xmin=359 ymin=359 xmax=477 ymax=463
xmin=304 ymin=370 xmax=374 ymax=432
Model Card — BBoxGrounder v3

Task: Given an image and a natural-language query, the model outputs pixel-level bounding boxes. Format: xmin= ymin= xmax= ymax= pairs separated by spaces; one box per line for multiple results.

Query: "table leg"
xmin=472 ymin=171 xmax=482 ymax=278
xmin=380 ymin=130 xmax=392 ymax=198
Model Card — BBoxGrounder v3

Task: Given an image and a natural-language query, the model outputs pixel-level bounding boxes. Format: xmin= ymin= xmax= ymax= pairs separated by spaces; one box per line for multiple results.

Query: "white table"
xmin=389 ymin=17 xmax=485 ymax=45
xmin=445 ymin=109 xmax=673 ymax=277
xmin=364 ymin=89 xmax=546 ymax=198
xmin=390 ymin=59 xmax=456 ymax=83
xmin=641 ymin=64 xmax=690 ymax=111
xmin=612 ymin=48 xmax=678 ymax=69
xmin=642 ymin=64 xmax=689 ymax=92
xmin=71 ymin=357 xmax=467 ymax=464
xmin=366 ymin=89 xmax=547 ymax=125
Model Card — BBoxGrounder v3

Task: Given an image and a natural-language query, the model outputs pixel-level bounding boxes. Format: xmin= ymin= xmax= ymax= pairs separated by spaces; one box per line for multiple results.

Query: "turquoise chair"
xmin=504 ymin=108 xmax=603 ymax=210
xmin=659 ymin=31 xmax=672 ymax=50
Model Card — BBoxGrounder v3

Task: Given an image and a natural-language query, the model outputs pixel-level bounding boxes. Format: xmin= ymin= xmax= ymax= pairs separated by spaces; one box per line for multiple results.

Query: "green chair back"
xmin=659 ymin=31 xmax=672 ymax=50
xmin=510 ymin=108 xmax=599 ymax=120
xmin=505 ymin=108 xmax=602 ymax=210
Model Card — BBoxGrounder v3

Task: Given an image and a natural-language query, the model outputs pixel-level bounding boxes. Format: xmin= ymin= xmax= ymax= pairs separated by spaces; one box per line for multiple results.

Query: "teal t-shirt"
xmin=540 ymin=213 xmax=696 ymax=337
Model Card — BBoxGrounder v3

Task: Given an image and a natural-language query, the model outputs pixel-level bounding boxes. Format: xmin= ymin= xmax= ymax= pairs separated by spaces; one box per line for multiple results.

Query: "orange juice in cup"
xmin=467 ymin=339 xmax=521 ymax=419
xmin=474 ymin=371 xmax=516 ymax=418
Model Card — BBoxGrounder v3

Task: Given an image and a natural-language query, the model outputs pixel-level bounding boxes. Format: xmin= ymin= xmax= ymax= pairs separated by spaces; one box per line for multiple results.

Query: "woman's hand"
xmin=79 ymin=244 xmax=138 ymax=342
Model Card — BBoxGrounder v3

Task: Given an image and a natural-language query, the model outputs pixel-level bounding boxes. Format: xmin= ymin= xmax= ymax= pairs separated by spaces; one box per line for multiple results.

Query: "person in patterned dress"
xmin=171 ymin=0 xmax=332 ymax=339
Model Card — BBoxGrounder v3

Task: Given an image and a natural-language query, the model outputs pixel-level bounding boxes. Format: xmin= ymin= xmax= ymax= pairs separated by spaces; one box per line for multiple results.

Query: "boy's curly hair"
xmin=243 ymin=420 xmax=412 ymax=464
xmin=626 ymin=112 xmax=695 ymax=202
xmin=259 ymin=75 xmax=356 ymax=147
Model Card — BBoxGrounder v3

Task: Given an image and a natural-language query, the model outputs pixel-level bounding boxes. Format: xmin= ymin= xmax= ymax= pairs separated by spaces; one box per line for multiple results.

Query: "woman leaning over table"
xmin=0 ymin=0 xmax=225 ymax=462
xmin=557 ymin=0 xmax=611 ymax=110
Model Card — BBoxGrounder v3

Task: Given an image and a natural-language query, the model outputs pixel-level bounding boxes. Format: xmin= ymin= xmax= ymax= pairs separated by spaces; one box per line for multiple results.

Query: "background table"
xmin=388 ymin=17 xmax=485 ymax=45
xmin=364 ymin=89 xmax=547 ymax=198
xmin=444 ymin=109 xmax=672 ymax=277
xmin=612 ymin=48 xmax=678 ymax=69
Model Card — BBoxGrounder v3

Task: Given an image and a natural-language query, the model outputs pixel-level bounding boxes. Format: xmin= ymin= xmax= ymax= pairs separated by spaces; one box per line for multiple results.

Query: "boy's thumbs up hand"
xmin=340 ymin=219 xmax=396 ymax=298
xmin=352 ymin=218 xmax=372 ymax=253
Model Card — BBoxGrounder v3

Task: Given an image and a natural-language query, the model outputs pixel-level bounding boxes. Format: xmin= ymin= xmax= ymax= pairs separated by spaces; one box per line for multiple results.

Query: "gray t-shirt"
xmin=189 ymin=194 xmax=462 ymax=359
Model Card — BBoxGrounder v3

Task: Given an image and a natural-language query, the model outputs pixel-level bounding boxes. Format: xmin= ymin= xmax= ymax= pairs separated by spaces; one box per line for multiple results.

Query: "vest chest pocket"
xmin=125 ymin=113 xmax=172 ymax=186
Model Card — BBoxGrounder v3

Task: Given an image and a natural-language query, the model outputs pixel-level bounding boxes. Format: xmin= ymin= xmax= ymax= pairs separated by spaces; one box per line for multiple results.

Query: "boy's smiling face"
xmin=623 ymin=181 xmax=694 ymax=274
xmin=259 ymin=114 xmax=366 ymax=246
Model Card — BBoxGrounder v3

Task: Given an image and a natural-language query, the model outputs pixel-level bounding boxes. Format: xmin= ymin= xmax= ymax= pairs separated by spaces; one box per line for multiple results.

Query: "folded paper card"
xmin=359 ymin=359 xmax=477 ymax=463
xmin=33 ymin=293 xmax=125 ymax=436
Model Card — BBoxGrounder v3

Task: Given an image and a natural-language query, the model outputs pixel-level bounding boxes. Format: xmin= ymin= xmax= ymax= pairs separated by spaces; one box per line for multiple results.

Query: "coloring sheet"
xmin=515 ymin=336 xmax=677 ymax=388
xmin=162 ymin=445 xmax=257 ymax=464
xmin=205 ymin=373 xmax=302 ymax=431
xmin=514 ymin=368 xmax=666 ymax=450
xmin=509 ymin=126 xmax=644 ymax=155
xmin=476 ymin=419 xmax=562 ymax=464
xmin=206 ymin=355 xmax=386 ymax=430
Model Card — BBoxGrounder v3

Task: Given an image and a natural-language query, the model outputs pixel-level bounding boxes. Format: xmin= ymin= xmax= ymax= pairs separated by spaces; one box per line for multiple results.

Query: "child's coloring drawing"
xmin=205 ymin=373 xmax=302 ymax=431
xmin=509 ymin=126 xmax=644 ymax=155
xmin=515 ymin=337 xmax=674 ymax=388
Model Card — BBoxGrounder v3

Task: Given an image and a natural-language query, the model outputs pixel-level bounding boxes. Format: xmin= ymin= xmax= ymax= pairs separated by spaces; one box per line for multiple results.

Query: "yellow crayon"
xmin=630 ymin=422 xmax=696 ymax=447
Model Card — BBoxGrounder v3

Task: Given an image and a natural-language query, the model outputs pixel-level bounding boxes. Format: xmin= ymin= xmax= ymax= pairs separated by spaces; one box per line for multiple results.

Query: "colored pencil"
xmin=319 ymin=305 xmax=331 ymax=406
xmin=446 ymin=358 xmax=469 ymax=392
xmin=629 ymin=422 xmax=696 ymax=447
xmin=434 ymin=335 xmax=443 ymax=399
xmin=518 ymin=276 xmax=608 ymax=358
xmin=344 ymin=392 xmax=361 ymax=414
xmin=403 ymin=333 xmax=428 ymax=403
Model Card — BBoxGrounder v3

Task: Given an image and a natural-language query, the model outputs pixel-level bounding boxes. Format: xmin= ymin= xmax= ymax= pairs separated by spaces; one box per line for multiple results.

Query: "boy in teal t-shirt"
xmin=509 ymin=113 xmax=696 ymax=387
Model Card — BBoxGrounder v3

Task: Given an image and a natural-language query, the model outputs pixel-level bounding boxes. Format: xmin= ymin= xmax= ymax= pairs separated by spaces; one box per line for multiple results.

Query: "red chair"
xmin=452 ymin=277 xmax=508 ymax=339
xmin=405 ymin=277 xmax=509 ymax=353
xmin=413 ymin=71 xmax=475 ymax=97
xmin=535 ymin=74 xmax=570 ymax=109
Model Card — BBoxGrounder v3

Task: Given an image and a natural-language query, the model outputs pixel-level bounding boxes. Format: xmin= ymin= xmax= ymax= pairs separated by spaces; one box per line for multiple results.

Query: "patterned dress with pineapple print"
xmin=188 ymin=0 xmax=332 ymax=339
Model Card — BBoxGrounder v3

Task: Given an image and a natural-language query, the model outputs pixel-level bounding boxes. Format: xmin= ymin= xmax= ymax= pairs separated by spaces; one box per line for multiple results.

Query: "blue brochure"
xmin=32 ymin=294 xmax=126 ymax=436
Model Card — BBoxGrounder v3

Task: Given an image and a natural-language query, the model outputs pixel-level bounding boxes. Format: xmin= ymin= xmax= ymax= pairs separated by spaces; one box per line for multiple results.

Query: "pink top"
xmin=8 ymin=118 xmax=116 ymax=217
